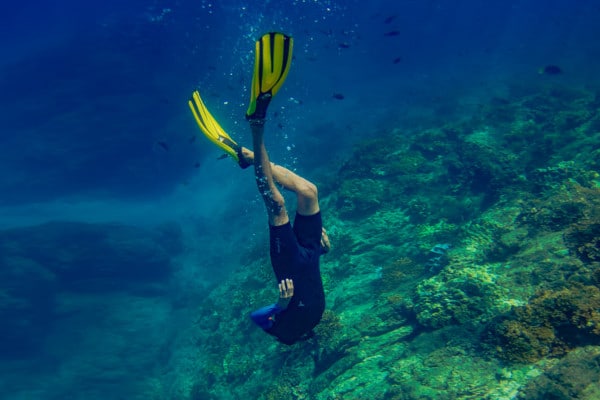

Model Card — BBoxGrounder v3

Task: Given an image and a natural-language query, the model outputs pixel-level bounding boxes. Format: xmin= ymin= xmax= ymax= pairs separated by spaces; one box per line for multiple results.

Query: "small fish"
xmin=393 ymin=57 xmax=403 ymax=64
xmin=333 ymin=93 xmax=345 ymax=100
xmin=188 ymin=135 xmax=196 ymax=143
xmin=216 ymin=154 xmax=228 ymax=160
xmin=384 ymin=31 xmax=400 ymax=37
xmin=156 ymin=141 xmax=169 ymax=151
xmin=193 ymin=162 xmax=200 ymax=168
xmin=384 ymin=15 xmax=397 ymax=24
xmin=277 ymin=123 xmax=284 ymax=129
xmin=539 ymin=65 xmax=563 ymax=75
xmin=339 ymin=42 xmax=350 ymax=49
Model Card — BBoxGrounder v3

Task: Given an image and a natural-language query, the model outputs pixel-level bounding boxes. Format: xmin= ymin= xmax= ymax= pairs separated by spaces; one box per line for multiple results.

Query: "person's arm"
xmin=250 ymin=279 xmax=294 ymax=330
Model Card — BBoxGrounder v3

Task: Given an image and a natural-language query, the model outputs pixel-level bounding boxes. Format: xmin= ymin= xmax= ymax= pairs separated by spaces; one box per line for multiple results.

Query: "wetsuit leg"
xmin=293 ymin=212 xmax=323 ymax=252
xmin=269 ymin=222 xmax=302 ymax=281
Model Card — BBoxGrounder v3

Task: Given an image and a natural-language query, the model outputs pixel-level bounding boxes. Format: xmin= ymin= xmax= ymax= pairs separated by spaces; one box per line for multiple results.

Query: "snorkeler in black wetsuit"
xmin=244 ymin=120 xmax=330 ymax=344
xmin=188 ymin=32 xmax=329 ymax=345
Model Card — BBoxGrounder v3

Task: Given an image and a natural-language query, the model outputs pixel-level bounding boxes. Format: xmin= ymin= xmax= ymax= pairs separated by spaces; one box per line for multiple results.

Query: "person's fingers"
xmin=321 ymin=228 xmax=330 ymax=245
xmin=278 ymin=279 xmax=288 ymax=297
xmin=320 ymin=229 xmax=331 ymax=253
xmin=277 ymin=279 xmax=293 ymax=298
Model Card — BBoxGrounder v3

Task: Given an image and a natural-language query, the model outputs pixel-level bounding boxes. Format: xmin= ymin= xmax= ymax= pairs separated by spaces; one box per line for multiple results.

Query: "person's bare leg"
xmin=250 ymin=124 xmax=289 ymax=226
xmin=240 ymin=147 xmax=319 ymax=216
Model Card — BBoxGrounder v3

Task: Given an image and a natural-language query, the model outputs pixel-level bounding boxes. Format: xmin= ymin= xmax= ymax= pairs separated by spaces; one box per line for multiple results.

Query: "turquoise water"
xmin=1 ymin=1 xmax=599 ymax=399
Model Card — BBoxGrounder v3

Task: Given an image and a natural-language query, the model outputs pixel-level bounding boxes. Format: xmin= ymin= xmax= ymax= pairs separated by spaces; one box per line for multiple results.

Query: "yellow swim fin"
xmin=188 ymin=90 xmax=250 ymax=168
xmin=246 ymin=32 xmax=294 ymax=121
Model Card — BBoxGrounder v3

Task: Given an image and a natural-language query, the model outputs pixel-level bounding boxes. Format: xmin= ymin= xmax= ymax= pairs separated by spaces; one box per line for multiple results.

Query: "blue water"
xmin=1 ymin=0 xmax=599 ymax=398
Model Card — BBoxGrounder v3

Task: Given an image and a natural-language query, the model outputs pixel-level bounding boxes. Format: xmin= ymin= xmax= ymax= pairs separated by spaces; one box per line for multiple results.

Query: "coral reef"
xmin=158 ymin=85 xmax=600 ymax=399
xmin=485 ymin=284 xmax=600 ymax=363
xmin=517 ymin=346 xmax=600 ymax=399
xmin=413 ymin=262 xmax=501 ymax=329
xmin=337 ymin=178 xmax=386 ymax=218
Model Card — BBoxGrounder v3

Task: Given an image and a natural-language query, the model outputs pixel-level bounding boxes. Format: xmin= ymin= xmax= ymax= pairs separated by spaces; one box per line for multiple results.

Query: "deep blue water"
xmin=1 ymin=0 xmax=599 ymax=398
xmin=2 ymin=0 xmax=598 ymax=211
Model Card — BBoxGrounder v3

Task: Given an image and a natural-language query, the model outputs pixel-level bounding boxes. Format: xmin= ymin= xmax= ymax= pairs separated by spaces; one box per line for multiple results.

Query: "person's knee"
xmin=298 ymin=180 xmax=318 ymax=202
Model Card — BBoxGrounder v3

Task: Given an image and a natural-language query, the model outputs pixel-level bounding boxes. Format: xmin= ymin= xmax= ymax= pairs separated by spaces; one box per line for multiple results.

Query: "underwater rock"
xmin=376 ymin=257 xmax=422 ymax=293
xmin=0 ymin=221 xmax=182 ymax=291
xmin=562 ymin=185 xmax=600 ymax=263
xmin=337 ymin=178 xmax=386 ymax=218
xmin=413 ymin=265 xmax=500 ymax=329
xmin=457 ymin=128 xmax=519 ymax=204
xmin=517 ymin=346 xmax=600 ymax=399
xmin=161 ymin=87 xmax=600 ymax=399
xmin=518 ymin=180 xmax=591 ymax=231
xmin=484 ymin=284 xmax=600 ymax=363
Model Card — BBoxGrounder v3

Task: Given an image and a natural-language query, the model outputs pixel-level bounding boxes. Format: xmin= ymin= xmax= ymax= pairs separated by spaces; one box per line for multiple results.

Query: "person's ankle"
xmin=248 ymin=118 xmax=266 ymax=127
xmin=241 ymin=147 xmax=254 ymax=163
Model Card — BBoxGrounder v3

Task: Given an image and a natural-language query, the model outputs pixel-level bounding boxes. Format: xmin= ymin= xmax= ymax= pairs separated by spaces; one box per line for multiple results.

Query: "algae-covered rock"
xmin=517 ymin=346 xmax=600 ymax=400
xmin=484 ymin=284 xmax=600 ymax=363
xmin=160 ymin=86 xmax=600 ymax=400
xmin=562 ymin=184 xmax=600 ymax=263
xmin=386 ymin=327 xmax=500 ymax=400
xmin=413 ymin=263 xmax=501 ymax=328
xmin=337 ymin=178 xmax=386 ymax=218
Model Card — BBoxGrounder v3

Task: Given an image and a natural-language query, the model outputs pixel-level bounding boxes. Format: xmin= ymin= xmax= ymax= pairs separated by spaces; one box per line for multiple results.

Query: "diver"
xmin=188 ymin=32 xmax=330 ymax=345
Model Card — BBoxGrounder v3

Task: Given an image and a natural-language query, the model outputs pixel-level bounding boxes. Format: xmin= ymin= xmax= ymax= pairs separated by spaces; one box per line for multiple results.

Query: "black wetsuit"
xmin=250 ymin=212 xmax=325 ymax=345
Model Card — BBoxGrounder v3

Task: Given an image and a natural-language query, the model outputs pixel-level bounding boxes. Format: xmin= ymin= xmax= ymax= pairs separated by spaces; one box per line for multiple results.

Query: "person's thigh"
xmin=292 ymin=212 xmax=322 ymax=252
xmin=269 ymin=222 xmax=302 ymax=280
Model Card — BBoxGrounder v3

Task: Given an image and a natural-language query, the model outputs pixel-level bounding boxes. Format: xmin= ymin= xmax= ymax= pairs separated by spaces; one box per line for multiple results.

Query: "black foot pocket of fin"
xmin=246 ymin=32 xmax=293 ymax=120
xmin=236 ymin=148 xmax=252 ymax=169
xmin=246 ymin=93 xmax=272 ymax=121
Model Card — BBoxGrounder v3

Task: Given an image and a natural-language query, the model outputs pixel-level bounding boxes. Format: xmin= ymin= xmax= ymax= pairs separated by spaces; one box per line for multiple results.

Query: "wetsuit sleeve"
xmin=250 ymin=304 xmax=283 ymax=330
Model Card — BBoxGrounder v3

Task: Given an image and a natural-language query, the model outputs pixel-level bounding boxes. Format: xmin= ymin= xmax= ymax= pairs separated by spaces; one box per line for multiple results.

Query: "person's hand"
xmin=320 ymin=228 xmax=331 ymax=254
xmin=276 ymin=279 xmax=294 ymax=309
